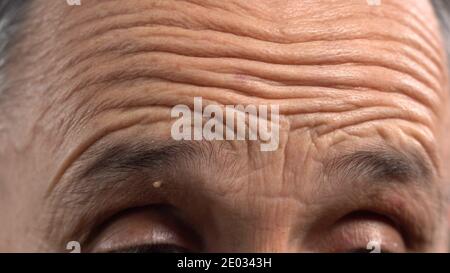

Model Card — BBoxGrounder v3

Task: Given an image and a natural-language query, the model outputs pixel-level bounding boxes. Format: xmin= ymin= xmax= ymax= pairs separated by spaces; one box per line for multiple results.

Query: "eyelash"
xmin=106 ymin=243 xmax=391 ymax=254
xmin=348 ymin=248 xmax=391 ymax=254
xmin=107 ymin=243 xmax=190 ymax=253
xmin=87 ymin=204 xmax=413 ymax=253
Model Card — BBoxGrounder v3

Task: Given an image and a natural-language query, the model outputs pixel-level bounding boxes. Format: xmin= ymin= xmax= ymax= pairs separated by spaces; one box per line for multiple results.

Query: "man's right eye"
xmin=87 ymin=206 xmax=202 ymax=253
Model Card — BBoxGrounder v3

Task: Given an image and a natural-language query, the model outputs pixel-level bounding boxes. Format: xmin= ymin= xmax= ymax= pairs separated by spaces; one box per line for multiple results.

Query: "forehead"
xmin=6 ymin=0 xmax=449 ymax=170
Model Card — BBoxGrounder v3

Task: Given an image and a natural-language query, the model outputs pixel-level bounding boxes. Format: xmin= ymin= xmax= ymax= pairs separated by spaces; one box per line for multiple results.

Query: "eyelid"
xmin=321 ymin=182 xmax=431 ymax=250
xmin=304 ymin=210 xmax=406 ymax=253
xmin=338 ymin=211 xmax=406 ymax=252
xmin=360 ymin=194 xmax=430 ymax=250
xmin=86 ymin=205 xmax=202 ymax=253
xmin=106 ymin=244 xmax=190 ymax=253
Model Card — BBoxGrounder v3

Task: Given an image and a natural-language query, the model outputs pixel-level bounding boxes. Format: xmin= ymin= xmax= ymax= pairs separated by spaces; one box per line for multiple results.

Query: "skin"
xmin=0 ymin=0 xmax=449 ymax=252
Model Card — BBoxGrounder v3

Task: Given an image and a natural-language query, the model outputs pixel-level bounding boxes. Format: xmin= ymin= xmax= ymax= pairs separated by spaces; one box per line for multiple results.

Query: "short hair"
xmin=432 ymin=0 xmax=450 ymax=65
xmin=0 ymin=0 xmax=27 ymax=92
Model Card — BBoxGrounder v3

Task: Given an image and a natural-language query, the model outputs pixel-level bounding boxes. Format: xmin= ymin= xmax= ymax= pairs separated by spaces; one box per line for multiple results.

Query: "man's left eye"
xmin=303 ymin=211 xmax=406 ymax=253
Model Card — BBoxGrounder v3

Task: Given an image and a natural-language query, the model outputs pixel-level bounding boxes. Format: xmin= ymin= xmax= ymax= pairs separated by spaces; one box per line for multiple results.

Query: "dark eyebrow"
xmin=323 ymin=145 xmax=434 ymax=184
xmin=65 ymin=139 xmax=215 ymax=191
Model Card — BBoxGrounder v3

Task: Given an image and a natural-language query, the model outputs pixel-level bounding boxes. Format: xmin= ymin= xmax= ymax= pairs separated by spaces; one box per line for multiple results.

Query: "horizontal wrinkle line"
xmin=69 ymin=60 xmax=439 ymax=103
xmin=286 ymin=106 xmax=434 ymax=129
xmin=84 ymin=103 xmax=174 ymax=122
xmin=89 ymin=100 xmax=365 ymax=117
xmin=61 ymin=36 xmax=443 ymax=82
xmin=61 ymin=0 xmax=134 ymax=33
xmin=282 ymin=105 xmax=405 ymax=116
xmin=61 ymin=4 xmax=442 ymax=58
xmin=46 ymin=113 xmax=170 ymax=197
xmin=129 ymin=71 xmax=437 ymax=112
xmin=383 ymin=1 xmax=441 ymax=44
xmin=313 ymin=117 xmax=432 ymax=138
xmin=62 ymin=21 xmax=442 ymax=67
xmin=309 ymin=117 xmax=439 ymax=172
xmin=65 ymin=78 xmax=436 ymax=129
xmin=354 ymin=13 xmax=441 ymax=55
xmin=68 ymin=70 xmax=439 ymax=117
xmin=373 ymin=2 xmax=442 ymax=51
xmin=64 ymin=49 xmax=441 ymax=103
xmin=199 ymin=70 xmax=439 ymax=111
xmin=59 ymin=36 xmax=439 ymax=89
xmin=62 ymin=75 xmax=258 ymax=108
xmin=95 ymin=104 xmax=174 ymax=114
xmin=105 ymin=49 xmax=441 ymax=92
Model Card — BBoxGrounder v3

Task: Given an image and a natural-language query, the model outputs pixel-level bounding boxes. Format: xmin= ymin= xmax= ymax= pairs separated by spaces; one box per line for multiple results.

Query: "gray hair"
xmin=0 ymin=0 xmax=27 ymax=90
xmin=432 ymin=0 xmax=450 ymax=65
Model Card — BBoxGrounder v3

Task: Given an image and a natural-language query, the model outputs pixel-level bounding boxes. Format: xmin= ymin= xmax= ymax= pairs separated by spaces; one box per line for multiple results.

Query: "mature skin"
xmin=0 ymin=0 xmax=449 ymax=252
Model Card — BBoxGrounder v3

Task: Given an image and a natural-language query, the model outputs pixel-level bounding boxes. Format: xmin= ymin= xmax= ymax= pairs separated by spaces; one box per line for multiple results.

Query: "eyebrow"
xmin=62 ymin=139 xmax=217 ymax=193
xmin=68 ymin=141 xmax=434 ymax=191
xmin=323 ymin=145 xmax=434 ymax=184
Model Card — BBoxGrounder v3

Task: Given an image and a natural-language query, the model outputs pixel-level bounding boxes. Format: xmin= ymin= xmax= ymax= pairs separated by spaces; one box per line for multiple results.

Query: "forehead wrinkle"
xmin=38 ymin=15 xmax=437 ymax=150
xmin=15 ymin=1 xmax=448 ymax=191
xmin=10 ymin=1 xmax=448 ymax=112
xmin=30 ymin=1 xmax=446 ymax=167
xmin=67 ymin=50 xmax=442 ymax=105
xmin=8 ymin=3 xmax=444 ymax=137
xmin=58 ymin=0 xmax=443 ymax=51
xmin=45 ymin=2 xmax=439 ymax=92
xmin=14 ymin=1 xmax=438 ymax=118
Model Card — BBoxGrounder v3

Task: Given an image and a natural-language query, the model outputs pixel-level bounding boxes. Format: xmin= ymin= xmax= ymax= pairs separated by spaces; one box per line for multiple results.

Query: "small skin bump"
xmin=152 ymin=181 xmax=163 ymax=188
